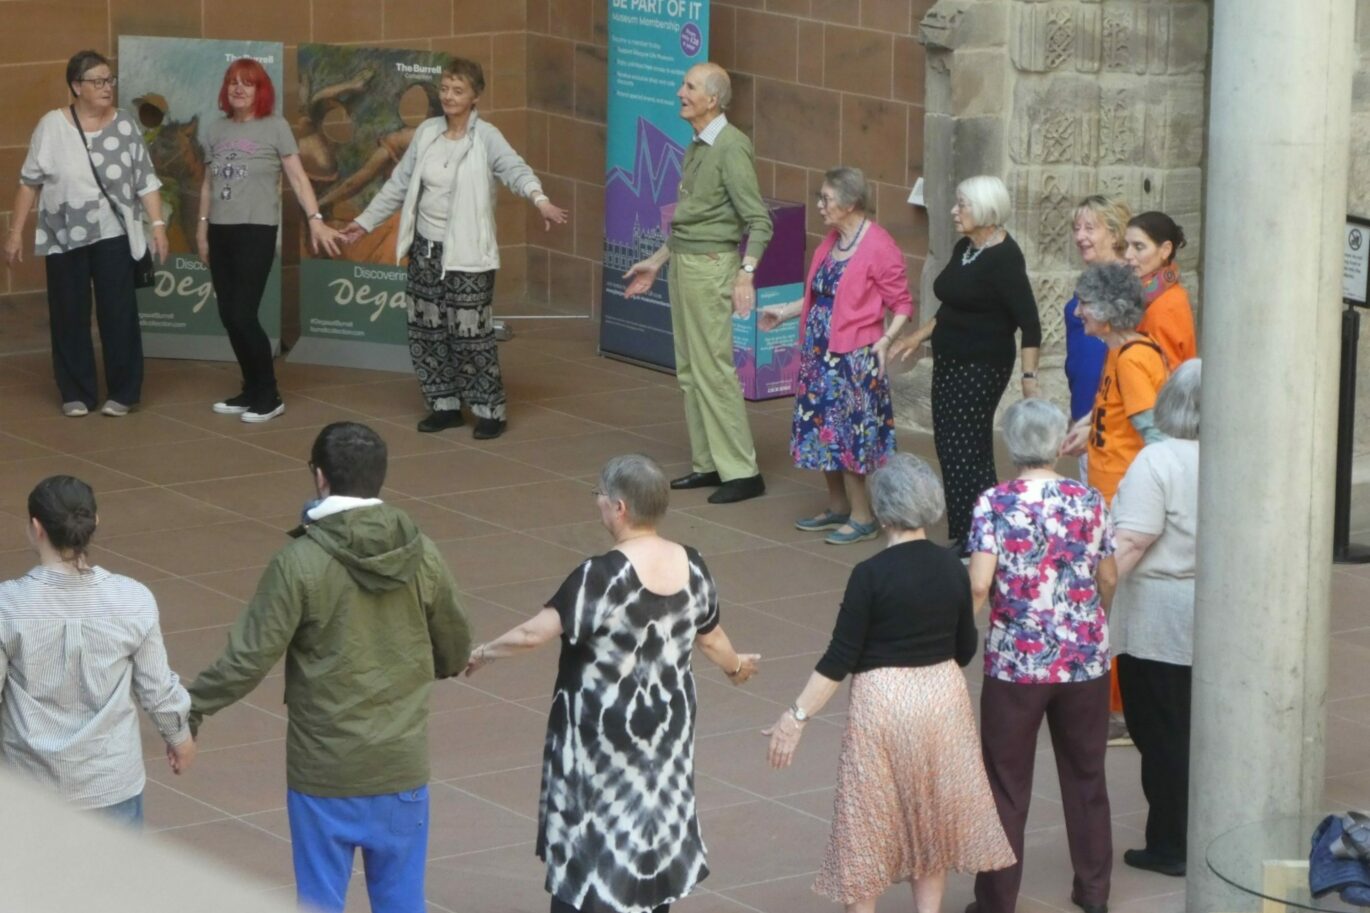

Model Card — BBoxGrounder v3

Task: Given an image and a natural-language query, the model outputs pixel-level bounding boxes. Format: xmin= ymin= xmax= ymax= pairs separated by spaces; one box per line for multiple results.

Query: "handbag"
xmin=69 ymin=105 xmax=155 ymax=288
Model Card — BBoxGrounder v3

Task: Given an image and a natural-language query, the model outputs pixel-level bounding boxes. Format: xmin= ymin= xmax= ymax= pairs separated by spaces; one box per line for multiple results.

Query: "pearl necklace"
xmin=836 ymin=218 xmax=867 ymax=252
xmin=961 ymin=228 xmax=1003 ymax=266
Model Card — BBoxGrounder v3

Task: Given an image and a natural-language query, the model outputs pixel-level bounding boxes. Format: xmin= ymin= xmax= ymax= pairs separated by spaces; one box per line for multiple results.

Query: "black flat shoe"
xmin=670 ymin=471 xmax=722 ymax=490
xmin=417 ymin=410 xmax=464 ymax=433
xmin=472 ymin=417 xmax=507 ymax=440
xmin=1070 ymin=889 xmax=1108 ymax=913
xmin=707 ymin=474 xmax=765 ymax=504
xmin=1123 ymin=848 xmax=1185 ymax=877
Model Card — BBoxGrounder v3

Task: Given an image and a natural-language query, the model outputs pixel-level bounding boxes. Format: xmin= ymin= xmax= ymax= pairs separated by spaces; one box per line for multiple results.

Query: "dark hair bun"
xmin=27 ymin=475 xmax=98 ymax=558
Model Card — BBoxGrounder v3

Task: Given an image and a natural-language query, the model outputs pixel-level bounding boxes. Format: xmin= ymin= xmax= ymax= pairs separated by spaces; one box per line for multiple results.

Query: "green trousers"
xmin=668 ymin=251 xmax=759 ymax=481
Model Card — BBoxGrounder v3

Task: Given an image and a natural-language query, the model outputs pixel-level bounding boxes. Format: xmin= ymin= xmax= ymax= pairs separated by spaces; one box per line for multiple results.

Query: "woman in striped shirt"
xmin=0 ymin=475 xmax=195 ymax=826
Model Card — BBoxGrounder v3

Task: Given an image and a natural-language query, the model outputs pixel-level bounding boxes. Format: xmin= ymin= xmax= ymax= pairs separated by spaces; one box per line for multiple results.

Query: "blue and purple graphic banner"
xmin=599 ymin=0 xmax=709 ymax=369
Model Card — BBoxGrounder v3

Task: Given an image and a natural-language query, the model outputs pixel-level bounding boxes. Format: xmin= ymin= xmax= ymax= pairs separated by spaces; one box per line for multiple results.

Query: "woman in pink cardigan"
xmin=760 ymin=166 xmax=913 ymax=544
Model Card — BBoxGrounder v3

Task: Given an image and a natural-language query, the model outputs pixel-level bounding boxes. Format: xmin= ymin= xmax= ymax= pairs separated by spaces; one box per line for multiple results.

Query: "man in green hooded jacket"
xmin=187 ymin=421 xmax=471 ymax=913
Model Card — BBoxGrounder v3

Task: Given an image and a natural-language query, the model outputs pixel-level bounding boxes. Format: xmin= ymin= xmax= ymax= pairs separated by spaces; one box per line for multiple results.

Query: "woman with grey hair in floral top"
xmin=3 ymin=50 xmax=168 ymax=418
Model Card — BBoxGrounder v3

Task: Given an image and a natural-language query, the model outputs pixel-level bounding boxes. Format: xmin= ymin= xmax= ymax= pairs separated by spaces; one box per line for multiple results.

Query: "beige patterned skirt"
xmin=813 ymin=662 xmax=1016 ymax=904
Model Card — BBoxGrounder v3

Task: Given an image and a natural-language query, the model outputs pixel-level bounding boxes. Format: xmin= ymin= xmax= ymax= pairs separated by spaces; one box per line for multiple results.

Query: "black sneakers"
xmin=242 ymin=397 xmax=286 ymax=423
xmin=213 ymin=392 xmax=253 ymax=415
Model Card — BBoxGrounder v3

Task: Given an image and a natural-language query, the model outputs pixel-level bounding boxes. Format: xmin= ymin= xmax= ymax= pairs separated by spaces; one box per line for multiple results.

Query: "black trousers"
xmin=550 ymin=900 xmax=668 ymax=913
xmin=207 ymin=223 xmax=279 ymax=404
xmin=45 ymin=236 xmax=143 ymax=408
xmin=1116 ymin=654 xmax=1191 ymax=863
xmin=974 ymin=675 xmax=1113 ymax=913
xmin=931 ymin=353 xmax=1013 ymax=544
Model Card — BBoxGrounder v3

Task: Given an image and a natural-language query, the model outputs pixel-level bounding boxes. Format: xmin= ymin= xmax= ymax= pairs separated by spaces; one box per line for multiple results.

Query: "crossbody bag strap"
xmin=68 ymin=105 xmax=133 ymax=235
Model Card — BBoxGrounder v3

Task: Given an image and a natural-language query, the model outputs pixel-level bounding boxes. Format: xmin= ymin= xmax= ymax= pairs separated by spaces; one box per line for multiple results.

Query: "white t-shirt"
xmin=415 ymin=135 xmax=465 ymax=241
xmin=1109 ymin=438 xmax=1199 ymax=665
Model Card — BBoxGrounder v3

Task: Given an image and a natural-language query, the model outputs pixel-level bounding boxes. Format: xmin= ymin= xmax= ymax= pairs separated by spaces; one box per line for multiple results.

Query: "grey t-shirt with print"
xmin=202 ymin=114 xmax=298 ymax=226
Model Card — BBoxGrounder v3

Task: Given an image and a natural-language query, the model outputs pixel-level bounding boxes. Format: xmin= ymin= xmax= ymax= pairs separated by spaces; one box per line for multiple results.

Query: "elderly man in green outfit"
xmin=624 ymin=61 xmax=772 ymax=504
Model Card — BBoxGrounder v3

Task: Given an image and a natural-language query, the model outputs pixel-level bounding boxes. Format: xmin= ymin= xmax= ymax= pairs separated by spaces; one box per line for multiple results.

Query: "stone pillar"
xmin=1188 ymin=1 xmax=1353 ymax=910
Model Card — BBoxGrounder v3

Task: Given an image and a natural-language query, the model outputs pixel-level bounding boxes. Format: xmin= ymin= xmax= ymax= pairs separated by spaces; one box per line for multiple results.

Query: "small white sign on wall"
xmin=1344 ymin=216 xmax=1370 ymax=306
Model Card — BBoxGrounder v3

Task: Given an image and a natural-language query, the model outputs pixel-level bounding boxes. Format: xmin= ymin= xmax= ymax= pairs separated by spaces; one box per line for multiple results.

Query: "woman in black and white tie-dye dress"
xmin=465 ymin=454 xmax=759 ymax=913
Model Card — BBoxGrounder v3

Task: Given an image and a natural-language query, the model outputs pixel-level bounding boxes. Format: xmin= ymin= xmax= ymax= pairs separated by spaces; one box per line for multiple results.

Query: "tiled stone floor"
xmin=2 ymin=313 xmax=1369 ymax=913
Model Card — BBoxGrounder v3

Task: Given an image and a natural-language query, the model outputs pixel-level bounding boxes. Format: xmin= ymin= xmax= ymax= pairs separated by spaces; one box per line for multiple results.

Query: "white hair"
xmin=956 ymin=175 xmax=1011 ymax=229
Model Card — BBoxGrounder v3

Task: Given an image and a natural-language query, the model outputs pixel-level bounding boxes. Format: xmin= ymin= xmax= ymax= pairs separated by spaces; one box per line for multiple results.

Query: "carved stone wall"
xmin=894 ymin=0 xmax=1209 ymax=431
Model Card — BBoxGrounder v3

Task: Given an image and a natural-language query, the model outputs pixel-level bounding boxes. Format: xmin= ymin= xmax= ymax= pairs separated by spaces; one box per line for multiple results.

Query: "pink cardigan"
xmin=800 ymin=222 xmax=915 ymax=354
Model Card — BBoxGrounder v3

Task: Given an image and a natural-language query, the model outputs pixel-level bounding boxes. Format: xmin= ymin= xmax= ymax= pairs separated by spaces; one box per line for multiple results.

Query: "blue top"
xmin=1064 ymin=295 xmax=1108 ymax=421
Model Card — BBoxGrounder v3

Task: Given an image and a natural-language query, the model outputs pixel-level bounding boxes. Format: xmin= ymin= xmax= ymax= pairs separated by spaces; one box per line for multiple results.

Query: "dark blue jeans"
xmin=97 ymin=791 xmax=144 ymax=829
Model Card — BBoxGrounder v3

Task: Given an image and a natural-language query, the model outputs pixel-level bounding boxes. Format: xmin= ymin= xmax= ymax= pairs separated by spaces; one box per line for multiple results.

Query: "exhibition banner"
xmin=599 ymin=0 xmax=709 ymax=369
xmin=118 ymin=36 xmax=285 ymax=360
xmin=288 ymin=44 xmax=452 ymax=371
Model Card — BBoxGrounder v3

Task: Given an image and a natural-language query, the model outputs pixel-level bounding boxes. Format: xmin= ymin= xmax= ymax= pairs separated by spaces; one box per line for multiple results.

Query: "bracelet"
xmin=151 ymin=220 xmax=166 ymax=227
xmin=309 ymin=212 xmax=324 ymax=222
xmin=198 ymin=216 xmax=208 ymax=222
xmin=1022 ymin=372 xmax=1037 ymax=380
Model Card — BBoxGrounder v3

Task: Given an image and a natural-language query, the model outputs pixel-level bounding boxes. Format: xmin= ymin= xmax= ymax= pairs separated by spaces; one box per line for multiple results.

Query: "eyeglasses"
xmin=80 ymin=76 xmax=117 ymax=89
xmin=814 ymin=193 xmax=837 ymax=207
xmin=590 ymin=488 xmax=603 ymax=497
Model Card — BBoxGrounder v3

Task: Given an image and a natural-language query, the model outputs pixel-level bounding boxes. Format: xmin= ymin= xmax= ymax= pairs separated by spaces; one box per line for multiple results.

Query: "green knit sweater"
xmin=668 ymin=123 xmax=773 ymax=261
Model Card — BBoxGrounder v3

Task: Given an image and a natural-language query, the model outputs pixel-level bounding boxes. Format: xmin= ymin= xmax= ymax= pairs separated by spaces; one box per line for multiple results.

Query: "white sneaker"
xmin=101 ymin=400 xmax=130 ymax=417
xmin=62 ymin=401 xmax=88 ymax=417
xmin=212 ymin=393 xmax=252 ymax=415
xmin=241 ymin=399 xmax=285 ymax=423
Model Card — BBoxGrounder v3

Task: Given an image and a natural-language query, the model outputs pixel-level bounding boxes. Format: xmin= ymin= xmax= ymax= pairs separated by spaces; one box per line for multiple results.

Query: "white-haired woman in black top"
xmin=891 ymin=175 xmax=1041 ymax=555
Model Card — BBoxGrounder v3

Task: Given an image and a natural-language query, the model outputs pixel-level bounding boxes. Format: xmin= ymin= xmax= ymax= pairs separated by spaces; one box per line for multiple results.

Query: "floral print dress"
xmin=790 ymin=253 xmax=896 ymax=473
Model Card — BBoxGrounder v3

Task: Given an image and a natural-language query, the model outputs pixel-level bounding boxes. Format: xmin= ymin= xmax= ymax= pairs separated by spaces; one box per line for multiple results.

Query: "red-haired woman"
xmin=197 ymin=58 xmax=341 ymax=424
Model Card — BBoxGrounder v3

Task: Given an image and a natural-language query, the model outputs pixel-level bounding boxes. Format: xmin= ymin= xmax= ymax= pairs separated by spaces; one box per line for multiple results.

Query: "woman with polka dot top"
xmin=4 ymin=50 xmax=168 ymax=419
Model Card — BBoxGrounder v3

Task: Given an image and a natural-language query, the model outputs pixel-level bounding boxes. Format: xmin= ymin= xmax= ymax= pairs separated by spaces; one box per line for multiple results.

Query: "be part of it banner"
xmin=599 ymin=0 xmax=709 ymax=370
xmin=118 ymin=36 xmax=285 ymax=361
xmin=287 ymin=44 xmax=453 ymax=372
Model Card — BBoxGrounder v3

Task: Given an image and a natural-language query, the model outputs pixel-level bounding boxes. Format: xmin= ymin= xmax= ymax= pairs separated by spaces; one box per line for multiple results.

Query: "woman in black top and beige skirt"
xmin=766 ymin=453 xmax=1014 ymax=913
xmin=891 ymin=176 xmax=1041 ymax=555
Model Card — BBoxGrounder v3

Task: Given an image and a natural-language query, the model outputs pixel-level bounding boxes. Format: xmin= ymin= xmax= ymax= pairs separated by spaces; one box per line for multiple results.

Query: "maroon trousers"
xmin=973 ymin=675 xmax=1113 ymax=913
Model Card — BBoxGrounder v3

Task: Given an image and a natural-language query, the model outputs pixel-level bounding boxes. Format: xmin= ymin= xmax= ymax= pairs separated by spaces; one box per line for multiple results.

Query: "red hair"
xmin=218 ymin=58 xmax=275 ymax=118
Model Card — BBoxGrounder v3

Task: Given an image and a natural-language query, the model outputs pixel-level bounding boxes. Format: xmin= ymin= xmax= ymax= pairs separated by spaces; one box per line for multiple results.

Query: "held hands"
xmin=887 ymin=335 xmax=923 ymax=368
xmin=309 ymin=218 xmax=345 ymax=258
xmin=463 ymin=643 xmax=492 ymax=678
xmin=757 ymin=306 xmax=787 ymax=332
xmin=536 ymin=198 xmax=569 ymax=231
xmin=1061 ymin=421 xmax=1090 ymax=456
xmin=763 ymin=710 xmax=804 ymax=769
xmin=623 ymin=260 xmax=659 ymax=299
xmin=339 ymin=221 xmax=368 ymax=246
xmin=3 ymin=230 xmax=23 ymax=266
xmin=166 ymin=736 xmax=197 ymax=775
xmin=725 ymin=653 xmax=760 ymax=686
xmin=873 ymin=335 xmax=894 ymax=378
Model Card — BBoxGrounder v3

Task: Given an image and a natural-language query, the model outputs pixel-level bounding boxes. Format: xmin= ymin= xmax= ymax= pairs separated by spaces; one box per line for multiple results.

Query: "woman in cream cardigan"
xmin=343 ymin=57 xmax=566 ymax=439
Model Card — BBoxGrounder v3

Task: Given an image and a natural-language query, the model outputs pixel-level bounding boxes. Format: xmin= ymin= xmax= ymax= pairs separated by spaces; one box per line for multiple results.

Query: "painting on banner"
xmin=118 ymin=36 xmax=285 ymax=360
xmin=287 ymin=44 xmax=453 ymax=372
xmin=599 ymin=0 xmax=709 ymax=369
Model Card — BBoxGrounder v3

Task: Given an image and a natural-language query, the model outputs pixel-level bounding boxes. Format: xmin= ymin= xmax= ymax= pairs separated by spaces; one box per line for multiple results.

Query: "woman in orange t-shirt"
xmin=1126 ymin=212 xmax=1196 ymax=369
xmin=1062 ymin=263 xmax=1170 ymax=505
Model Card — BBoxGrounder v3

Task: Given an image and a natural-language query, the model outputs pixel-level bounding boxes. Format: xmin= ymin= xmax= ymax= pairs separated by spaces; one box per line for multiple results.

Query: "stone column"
xmin=1188 ymin=1 xmax=1353 ymax=910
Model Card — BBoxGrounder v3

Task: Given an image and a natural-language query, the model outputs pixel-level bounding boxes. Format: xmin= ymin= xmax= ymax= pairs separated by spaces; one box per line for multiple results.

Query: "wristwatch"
xmin=1021 ymin=371 xmax=1037 ymax=380
xmin=309 ymin=212 xmax=324 ymax=221
xmin=789 ymin=703 xmax=809 ymax=724
xmin=741 ymin=263 xmax=756 ymax=274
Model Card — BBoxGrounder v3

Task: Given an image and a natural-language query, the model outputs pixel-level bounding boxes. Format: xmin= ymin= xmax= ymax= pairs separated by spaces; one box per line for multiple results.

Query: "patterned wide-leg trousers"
xmin=932 ymin=353 xmax=1012 ymax=545
xmin=405 ymin=237 xmax=504 ymax=420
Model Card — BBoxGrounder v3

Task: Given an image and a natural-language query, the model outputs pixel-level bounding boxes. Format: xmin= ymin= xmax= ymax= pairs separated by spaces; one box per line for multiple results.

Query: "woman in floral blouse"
xmin=966 ymin=397 xmax=1118 ymax=913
